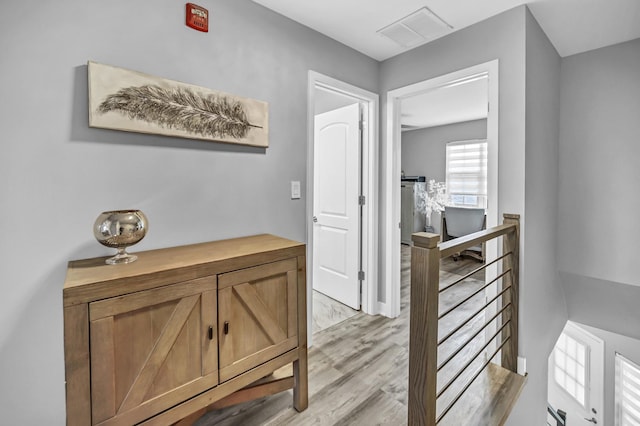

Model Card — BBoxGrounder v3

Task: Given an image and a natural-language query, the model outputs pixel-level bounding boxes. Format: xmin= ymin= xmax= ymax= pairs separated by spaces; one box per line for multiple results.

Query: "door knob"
xmin=313 ymin=216 xmax=318 ymax=223
xmin=584 ymin=417 xmax=597 ymax=424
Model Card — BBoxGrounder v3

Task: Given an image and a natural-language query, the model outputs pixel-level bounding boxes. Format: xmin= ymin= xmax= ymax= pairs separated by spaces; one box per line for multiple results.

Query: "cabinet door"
xmin=88 ymin=276 xmax=217 ymax=425
xmin=218 ymin=258 xmax=298 ymax=382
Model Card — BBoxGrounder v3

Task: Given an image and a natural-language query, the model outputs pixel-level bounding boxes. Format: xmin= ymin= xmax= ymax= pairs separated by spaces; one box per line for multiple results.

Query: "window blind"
xmin=445 ymin=140 xmax=487 ymax=208
xmin=616 ymin=353 xmax=640 ymax=426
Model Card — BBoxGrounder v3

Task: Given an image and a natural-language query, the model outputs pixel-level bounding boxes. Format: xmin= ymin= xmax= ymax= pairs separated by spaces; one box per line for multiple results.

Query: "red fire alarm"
xmin=186 ymin=3 xmax=208 ymax=32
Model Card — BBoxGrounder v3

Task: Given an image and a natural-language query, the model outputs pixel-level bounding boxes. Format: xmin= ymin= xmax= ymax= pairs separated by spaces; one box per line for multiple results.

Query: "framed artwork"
xmin=88 ymin=61 xmax=269 ymax=147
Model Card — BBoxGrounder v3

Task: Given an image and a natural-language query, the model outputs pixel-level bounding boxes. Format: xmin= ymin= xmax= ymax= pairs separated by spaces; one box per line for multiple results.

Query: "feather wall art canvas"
xmin=88 ymin=61 xmax=269 ymax=147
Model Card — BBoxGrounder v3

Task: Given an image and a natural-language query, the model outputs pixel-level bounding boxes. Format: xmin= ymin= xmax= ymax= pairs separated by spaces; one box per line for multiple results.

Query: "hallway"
xmin=197 ymin=247 xmax=489 ymax=425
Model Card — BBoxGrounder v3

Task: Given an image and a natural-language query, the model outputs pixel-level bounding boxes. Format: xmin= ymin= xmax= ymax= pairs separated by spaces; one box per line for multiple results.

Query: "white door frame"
xmin=307 ymin=71 xmax=379 ymax=342
xmin=548 ymin=321 xmax=604 ymax=425
xmin=383 ymin=60 xmax=499 ymax=318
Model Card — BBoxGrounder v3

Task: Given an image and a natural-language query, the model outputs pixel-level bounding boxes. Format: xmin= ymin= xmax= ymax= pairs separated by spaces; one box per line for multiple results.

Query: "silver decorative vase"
xmin=93 ymin=210 xmax=148 ymax=265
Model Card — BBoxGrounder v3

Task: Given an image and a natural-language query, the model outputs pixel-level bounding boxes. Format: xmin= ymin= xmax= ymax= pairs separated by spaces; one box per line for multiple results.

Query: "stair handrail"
xmin=408 ymin=213 xmax=520 ymax=425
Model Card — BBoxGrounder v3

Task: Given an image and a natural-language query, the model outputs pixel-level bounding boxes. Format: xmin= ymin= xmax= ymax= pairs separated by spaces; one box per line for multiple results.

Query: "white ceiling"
xmin=252 ymin=0 xmax=640 ymax=61
xmin=401 ymin=76 xmax=488 ymax=131
xmin=264 ymin=0 xmax=639 ymax=129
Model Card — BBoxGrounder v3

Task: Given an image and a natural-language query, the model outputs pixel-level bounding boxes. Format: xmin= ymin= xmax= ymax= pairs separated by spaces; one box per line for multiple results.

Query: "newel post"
xmin=501 ymin=214 xmax=520 ymax=373
xmin=408 ymin=232 xmax=440 ymax=426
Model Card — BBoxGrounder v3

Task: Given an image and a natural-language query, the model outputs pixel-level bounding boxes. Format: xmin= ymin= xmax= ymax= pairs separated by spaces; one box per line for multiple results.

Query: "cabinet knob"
xmin=208 ymin=326 xmax=213 ymax=340
xmin=224 ymin=321 xmax=230 ymax=335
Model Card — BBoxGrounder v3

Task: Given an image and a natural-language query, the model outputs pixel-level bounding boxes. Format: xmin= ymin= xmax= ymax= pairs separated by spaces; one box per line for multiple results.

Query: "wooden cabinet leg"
xmin=293 ymin=349 xmax=308 ymax=411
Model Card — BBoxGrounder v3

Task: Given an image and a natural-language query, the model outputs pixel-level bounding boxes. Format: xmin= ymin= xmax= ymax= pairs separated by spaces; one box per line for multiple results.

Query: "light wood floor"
xmin=196 ymin=246 xmax=495 ymax=426
xmin=312 ymin=290 xmax=359 ymax=334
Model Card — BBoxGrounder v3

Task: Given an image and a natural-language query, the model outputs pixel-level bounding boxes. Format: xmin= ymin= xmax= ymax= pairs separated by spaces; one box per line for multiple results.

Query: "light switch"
xmin=291 ymin=181 xmax=301 ymax=199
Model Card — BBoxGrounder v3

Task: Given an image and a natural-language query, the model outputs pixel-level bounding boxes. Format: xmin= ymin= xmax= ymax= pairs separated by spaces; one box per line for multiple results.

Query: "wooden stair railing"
xmin=408 ymin=213 xmax=522 ymax=426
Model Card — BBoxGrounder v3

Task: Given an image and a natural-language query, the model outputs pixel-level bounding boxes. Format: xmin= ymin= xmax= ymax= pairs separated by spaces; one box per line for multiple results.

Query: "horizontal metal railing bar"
xmin=438 ymin=285 xmax=512 ymax=346
xmin=436 ymin=336 xmax=512 ymax=424
xmin=438 ymin=270 xmax=510 ymax=320
xmin=439 ymin=251 xmax=512 ymax=294
xmin=547 ymin=403 xmax=566 ymax=426
xmin=436 ymin=320 xmax=511 ymax=399
xmin=439 ymin=223 xmax=516 ymax=259
xmin=437 ymin=303 xmax=512 ymax=372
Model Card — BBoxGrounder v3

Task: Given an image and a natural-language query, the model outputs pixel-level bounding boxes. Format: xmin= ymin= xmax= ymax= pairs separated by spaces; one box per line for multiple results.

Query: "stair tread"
xmin=438 ymin=363 xmax=526 ymax=426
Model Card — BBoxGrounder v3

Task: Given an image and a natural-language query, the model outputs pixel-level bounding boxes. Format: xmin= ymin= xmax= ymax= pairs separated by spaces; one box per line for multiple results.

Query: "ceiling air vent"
xmin=377 ymin=6 xmax=453 ymax=48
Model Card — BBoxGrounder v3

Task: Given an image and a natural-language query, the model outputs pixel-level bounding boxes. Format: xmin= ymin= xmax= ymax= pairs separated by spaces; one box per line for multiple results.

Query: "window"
xmin=445 ymin=140 xmax=487 ymax=208
xmin=616 ymin=353 xmax=640 ymax=426
xmin=553 ymin=331 xmax=589 ymax=407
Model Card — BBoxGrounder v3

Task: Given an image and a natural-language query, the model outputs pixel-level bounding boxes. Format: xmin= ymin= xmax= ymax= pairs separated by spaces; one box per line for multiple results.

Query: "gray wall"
xmin=506 ymin=10 xmax=566 ymax=424
xmin=0 ymin=0 xmax=378 ymax=423
xmin=558 ymin=38 xmax=640 ymax=339
xmin=401 ymin=119 xmax=487 ymax=181
xmin=580 ymin=323 xmax=640 ymax=426
xmin=559 ymin=38 xmax=640 ymax=288
xmin=381 ymin=7 xmax=556 ymax=424
xmin=379 ymin=6 xmax=527 ymax=309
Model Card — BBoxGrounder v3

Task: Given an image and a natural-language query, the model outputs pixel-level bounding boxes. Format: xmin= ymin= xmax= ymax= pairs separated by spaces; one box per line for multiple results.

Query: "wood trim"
xmin=411 ymin=232 xmax=440 ymax=249
xmin=219 ymin=336 xmax=298 ymax=382
xmin=287 ymin=269 xmax=298 ymax=339
xmin=64 ymin=236 xmax=304 ymax=307
xmin=218 ymin=258 xmax=297 ymax=289
xmin=207 ymin=376 xmax=295 ymax=411
xmin=294 ymin=254 xmax=308 ymax=411
xmin=408 ymin=241 xmax=440 ymax=426
xmin=64 ymin=234 xmax=302 ymax=289
xmin=201 ymin=288 xmax=218 ymax=377
xmin=89 ymin=276 xmax=215 ymax=321
xmin=140 ymin=349 xmax=299 ymax=426
xmin=495 ymin=372 xmax=527 ymax=426
xmin=90 ymin=317 xmax=116 ymax=424
xmin=119 ymin=295 xmax=200 ymax=412
xmin=97 ymin=375 xmax=220 ymax=426
xmin=64 ymin=304 xmax=91 ymax=426
xmin=233 ymin=283 xmax=288 ymax=343
xmin=217 ymin=286 xmax=233 ymax=373
xmin=501 ymin=214 xmax=520 ymax=373
xmin=438 ymin=224 xmax=515 ymax=259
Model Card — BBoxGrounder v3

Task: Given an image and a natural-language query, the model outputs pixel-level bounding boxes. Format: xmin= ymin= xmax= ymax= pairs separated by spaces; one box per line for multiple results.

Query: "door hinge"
xmin=358 ymin=270 xmax=365 ymax=281
xmin=358 ymin=195 xmax=366 ymax=205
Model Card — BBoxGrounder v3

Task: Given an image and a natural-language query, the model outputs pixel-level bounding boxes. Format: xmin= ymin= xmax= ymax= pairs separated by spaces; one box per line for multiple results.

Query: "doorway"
xmin=306 ymin=71 xmax=379 ymax=345
xmin=547 ymin=321 xmax=604 ymax=425
xmin=384 ymin=60 xmax=499 ymax=318
xmin=313 ymin=102 xmax=361 ymax=312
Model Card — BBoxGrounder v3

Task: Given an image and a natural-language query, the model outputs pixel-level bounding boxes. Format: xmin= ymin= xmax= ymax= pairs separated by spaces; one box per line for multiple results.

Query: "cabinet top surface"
xmin=63 ymin=234 xmax=304 ymax=292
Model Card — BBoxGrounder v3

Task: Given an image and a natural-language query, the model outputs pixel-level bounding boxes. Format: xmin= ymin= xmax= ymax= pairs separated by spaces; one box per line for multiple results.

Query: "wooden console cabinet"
xmin=63 ymin=234 xmax=308 ymax=425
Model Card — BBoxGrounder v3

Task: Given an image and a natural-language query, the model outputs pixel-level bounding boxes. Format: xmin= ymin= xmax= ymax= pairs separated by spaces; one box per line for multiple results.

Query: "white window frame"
xmin=616 ymin=352 xmax=640 ymax=426
xmin=445 ymin=139 xmax=488 ymax=209
xmin=551 ymin=328 xmax=591 ymax=409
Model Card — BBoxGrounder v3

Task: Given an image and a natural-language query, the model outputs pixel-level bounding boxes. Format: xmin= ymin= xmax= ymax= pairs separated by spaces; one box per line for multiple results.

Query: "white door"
xmin=548 ymin=321 xmax=604 ymax=425
xmin=313 ymin=103 xmax=361 ymax=310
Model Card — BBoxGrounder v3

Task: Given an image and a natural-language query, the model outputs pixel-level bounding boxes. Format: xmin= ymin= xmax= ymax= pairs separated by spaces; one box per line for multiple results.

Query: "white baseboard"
xmin=377 ymin=301 xmax=390 ymax=317
xmin=517 ymin=356 xmax=527 ymax=375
